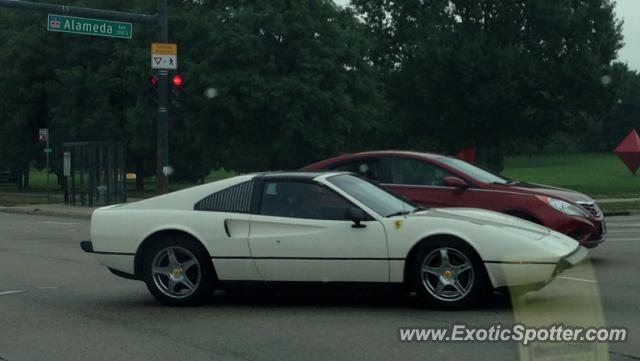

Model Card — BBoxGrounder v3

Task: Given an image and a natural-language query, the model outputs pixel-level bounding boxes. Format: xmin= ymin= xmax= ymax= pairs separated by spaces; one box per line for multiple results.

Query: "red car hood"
xmin=505 ymin=182 xmax=595 ymax=204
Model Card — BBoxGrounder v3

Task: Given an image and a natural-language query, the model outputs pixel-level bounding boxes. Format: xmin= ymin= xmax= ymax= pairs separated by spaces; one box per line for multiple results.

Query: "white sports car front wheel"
xmin=410 ymin=238 xmax=490 ymax=309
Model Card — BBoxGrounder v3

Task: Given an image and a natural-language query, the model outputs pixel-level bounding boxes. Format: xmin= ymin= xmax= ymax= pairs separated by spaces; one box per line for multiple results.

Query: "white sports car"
xmin=82 ymin=172 xmax=587 ymax=308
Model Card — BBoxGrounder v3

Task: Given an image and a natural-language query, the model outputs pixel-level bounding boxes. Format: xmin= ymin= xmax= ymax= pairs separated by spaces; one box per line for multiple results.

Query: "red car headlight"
xmin=536 ymin=196 xmax=589 ymax=217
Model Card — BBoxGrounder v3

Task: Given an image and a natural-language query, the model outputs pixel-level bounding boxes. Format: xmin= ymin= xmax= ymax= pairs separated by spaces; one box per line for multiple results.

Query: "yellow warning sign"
xmin=151 ymin=43 xmax=177 ymax=55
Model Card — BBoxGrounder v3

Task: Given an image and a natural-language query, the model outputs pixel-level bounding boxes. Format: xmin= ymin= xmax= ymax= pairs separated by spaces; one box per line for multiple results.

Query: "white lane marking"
xmin=37 ymin=286 xmax=58 ymax=290
xmin=0 ymin=290 xmax=25 ymax=296
xmin=41 ymin=221 xmax=79 ymax=226
xmin=558 ymin=276 xmax=597 ymax=283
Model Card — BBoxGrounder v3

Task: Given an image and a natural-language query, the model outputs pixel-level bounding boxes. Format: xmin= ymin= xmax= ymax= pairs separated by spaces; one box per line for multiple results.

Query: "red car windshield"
xmin=439 ymin=157 xmax=512 ymax=185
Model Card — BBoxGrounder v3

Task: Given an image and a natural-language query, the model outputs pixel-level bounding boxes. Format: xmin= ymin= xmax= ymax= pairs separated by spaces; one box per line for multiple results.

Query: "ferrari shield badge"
xmin=393 ymin=219 xmax=404 ymax=230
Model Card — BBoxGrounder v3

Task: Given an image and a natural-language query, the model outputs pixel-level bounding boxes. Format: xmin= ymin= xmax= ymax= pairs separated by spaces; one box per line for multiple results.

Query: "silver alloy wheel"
xmin=151 ymin=246 xmax=202 ymax=299
xmin=421 ymin=247 xmax=474 ymax=302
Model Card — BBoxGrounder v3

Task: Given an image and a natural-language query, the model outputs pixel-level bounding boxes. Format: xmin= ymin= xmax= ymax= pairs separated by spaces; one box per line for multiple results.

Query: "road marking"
xmin=605 ymin=239 xmax=638 ymax=242
xmin=0 ymin=290 xmax=25 ymax=296
xmin=558 ymin=276 xmax=597 ymax=283
xmin=37 ymin=286 xmax=58 ymax=290
xmin=41 ymin=221 xmax=79 ymax=226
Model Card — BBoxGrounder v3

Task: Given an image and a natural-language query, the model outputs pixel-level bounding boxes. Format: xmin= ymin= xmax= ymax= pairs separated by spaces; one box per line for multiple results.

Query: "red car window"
xmin=384 ymin=157 xmax=454 ymax=186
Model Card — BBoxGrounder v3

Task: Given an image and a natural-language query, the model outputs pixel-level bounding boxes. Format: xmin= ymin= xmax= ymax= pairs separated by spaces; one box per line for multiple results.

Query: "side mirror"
xmin=345 ymin=207 xmax=367 ymax=228
xmin=443 ymin=176 xmax=469 ymax=189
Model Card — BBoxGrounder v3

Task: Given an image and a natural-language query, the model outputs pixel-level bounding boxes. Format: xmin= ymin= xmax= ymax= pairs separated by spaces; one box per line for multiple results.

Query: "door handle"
xmin=223 ymin=219 xmax=231 ymax=237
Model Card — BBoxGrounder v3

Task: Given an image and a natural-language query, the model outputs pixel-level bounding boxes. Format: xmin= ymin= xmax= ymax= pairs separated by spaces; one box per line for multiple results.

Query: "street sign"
xmin=63 ymin=152 xmax=71 ymax=177
xmin=38 ymin=128 xmax=49 ymax=142
xmin=47 ymin=14 xmax=132 ymax=39
xmin=151 ymin=42 xmax=177 ymax=70
xmin=44 ymin=148 xmax=52 ymax=154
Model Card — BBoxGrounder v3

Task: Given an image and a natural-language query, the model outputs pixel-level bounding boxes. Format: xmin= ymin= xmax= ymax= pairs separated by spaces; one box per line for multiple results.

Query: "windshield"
xmin=327 ymin=174 xmax=420 ymax=217
xmin=439 ymin=157 xmax=512 ymax=185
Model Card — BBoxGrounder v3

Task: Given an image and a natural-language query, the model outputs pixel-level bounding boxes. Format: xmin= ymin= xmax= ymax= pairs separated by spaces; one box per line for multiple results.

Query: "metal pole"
xmin=0 ymin=0 xmax=156 ymax=23
xmin=156 ymin=0 xmax=169 ymax=194
xmin=46 ymin=137 xmax=50 ymax=204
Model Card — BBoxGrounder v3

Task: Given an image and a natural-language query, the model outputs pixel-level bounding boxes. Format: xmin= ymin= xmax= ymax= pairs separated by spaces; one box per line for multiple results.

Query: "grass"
xmin=0 ymin=168 xmax=236 ymax=205
xmin=503 ymin=153 xmax=640 ymax=199
xmin=127 ymin=168 xmax=236 ymax=198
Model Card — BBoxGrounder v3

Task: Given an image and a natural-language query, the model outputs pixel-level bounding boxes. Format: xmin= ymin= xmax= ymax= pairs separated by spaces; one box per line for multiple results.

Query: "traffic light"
xmin=170 ymin=74 xmax=185 ymax=109
xmin=171 ymin=74 xmax=183 ymax=87
xmin=147 ymin=75 xmax=159 ymax=105
xmin=170 ymin=74 xmax=185 ymax=129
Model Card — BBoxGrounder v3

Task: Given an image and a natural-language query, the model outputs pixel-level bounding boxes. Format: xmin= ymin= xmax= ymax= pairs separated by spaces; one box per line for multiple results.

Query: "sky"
xmin=616 ymin=0 xmax=640 ymax=71
xmin=334 ymin=0 xmax=640 ymax=71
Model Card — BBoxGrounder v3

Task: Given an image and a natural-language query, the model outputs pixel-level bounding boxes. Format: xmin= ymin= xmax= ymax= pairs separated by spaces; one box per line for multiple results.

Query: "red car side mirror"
xmin=443 ymin=176 xmax=469 ymax=189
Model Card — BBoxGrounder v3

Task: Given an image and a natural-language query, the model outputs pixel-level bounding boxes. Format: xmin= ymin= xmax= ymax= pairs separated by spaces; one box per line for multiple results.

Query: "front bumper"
xmin=554 ymin=246 xmax=589 ymax=275
xmin=495 ymin=246 xmax=589 ymax=294
xmin=571 ymin=219 xmax=606 ymax=248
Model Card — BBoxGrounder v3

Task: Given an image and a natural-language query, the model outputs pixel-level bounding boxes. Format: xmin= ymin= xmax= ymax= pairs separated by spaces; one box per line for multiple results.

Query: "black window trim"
xmin=193 ymin=179 xmax=256 ymax=214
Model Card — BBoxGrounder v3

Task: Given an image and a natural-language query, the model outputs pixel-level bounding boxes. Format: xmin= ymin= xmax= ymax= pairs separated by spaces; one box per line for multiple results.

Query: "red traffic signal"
xmin=149 ymin=75 xmax=158 ymax=86
xmin=171 ymin=74 xmax=184 ymax=87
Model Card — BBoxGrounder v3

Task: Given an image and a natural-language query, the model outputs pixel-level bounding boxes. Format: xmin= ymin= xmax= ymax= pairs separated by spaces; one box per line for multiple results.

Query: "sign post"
xmin=63 ymin=152 xmax=71 ymax=177
xmin=155 ymin=0 xmax=170 ymax=195
xmin=39 ymin=128 xmax=51 ymax=203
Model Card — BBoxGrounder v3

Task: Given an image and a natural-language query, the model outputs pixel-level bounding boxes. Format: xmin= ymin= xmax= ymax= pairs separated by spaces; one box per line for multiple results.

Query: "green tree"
xmin=585 ymin=63 xmax=640 ymax=151
xmin=173 ymin=0 xmax=389 ymax=172
xmin=352 ymin=0 xmax=623 ymax=170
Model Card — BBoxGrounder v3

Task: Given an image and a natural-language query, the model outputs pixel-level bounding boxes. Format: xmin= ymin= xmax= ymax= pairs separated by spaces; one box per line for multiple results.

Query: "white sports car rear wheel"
xmin=142 ymin=235 xmax=216 ymax=306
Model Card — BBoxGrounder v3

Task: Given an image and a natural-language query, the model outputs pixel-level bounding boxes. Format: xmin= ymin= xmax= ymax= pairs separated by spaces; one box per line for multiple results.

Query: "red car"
xmin=302 ymin=151 xmax=606 ymax=248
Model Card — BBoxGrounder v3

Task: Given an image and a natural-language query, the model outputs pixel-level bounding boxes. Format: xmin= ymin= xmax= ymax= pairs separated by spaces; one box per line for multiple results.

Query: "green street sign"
xmin=47 ymin=14 xmax=132 ymax=39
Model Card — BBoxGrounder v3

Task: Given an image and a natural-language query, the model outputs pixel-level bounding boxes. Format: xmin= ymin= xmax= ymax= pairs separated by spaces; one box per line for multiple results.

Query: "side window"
xmin=194 ymin=181 xmax=254 ymax=213
xmin=385 ymin=157 xmax=455 ymax=186
xmin=331 ymin=159 xmax=382 ymax=181
xmin=260 ymin=181 xmax=354 ymax=220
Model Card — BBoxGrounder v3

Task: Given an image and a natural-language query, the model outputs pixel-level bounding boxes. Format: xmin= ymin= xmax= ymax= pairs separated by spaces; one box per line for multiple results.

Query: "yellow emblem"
xmin=393 ymin=219 xmax=404 ymax=230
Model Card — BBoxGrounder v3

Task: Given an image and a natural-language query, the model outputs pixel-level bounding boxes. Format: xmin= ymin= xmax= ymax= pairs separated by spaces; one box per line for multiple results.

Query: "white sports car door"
xmin=248 ymin=180 xmax=389 ymax=282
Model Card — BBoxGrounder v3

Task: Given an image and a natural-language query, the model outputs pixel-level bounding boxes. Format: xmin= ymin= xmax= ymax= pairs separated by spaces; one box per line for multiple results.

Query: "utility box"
xmin=62 ymin=142 xmax=127 ymax=206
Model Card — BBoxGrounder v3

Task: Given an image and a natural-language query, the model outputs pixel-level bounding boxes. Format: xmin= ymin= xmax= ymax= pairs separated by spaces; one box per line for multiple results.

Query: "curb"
xmin=604 ymin=211 xmax=636 ymax=217
xmin=0 ymin=207 xmax=92 ymax=220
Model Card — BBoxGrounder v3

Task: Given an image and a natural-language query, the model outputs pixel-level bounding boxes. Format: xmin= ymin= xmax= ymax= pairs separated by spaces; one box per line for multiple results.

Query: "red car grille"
xmin=577 ymin=201 xmax=603 ymax=218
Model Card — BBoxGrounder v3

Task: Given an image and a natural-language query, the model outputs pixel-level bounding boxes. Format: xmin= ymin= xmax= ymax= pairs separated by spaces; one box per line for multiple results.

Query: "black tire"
xmin=409 ymin=237 xmax=489 ymax=310
xmin=141 ymin=234 xmax=216 ymax=306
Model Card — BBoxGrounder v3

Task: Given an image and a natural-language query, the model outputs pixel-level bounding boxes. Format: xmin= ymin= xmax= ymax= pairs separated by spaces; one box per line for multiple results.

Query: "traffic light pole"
xmin=0 ymin=0 xmax=172 ymax=195
xmin=156 ymin=0 xmax=170 ymax=194
xmin=46 ymin=136 xmax=50 ymax=204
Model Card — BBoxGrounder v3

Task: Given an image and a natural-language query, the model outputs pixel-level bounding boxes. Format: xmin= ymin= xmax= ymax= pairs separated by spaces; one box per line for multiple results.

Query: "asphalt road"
xmin=1 ymin=212 xmax=639 ymax=361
